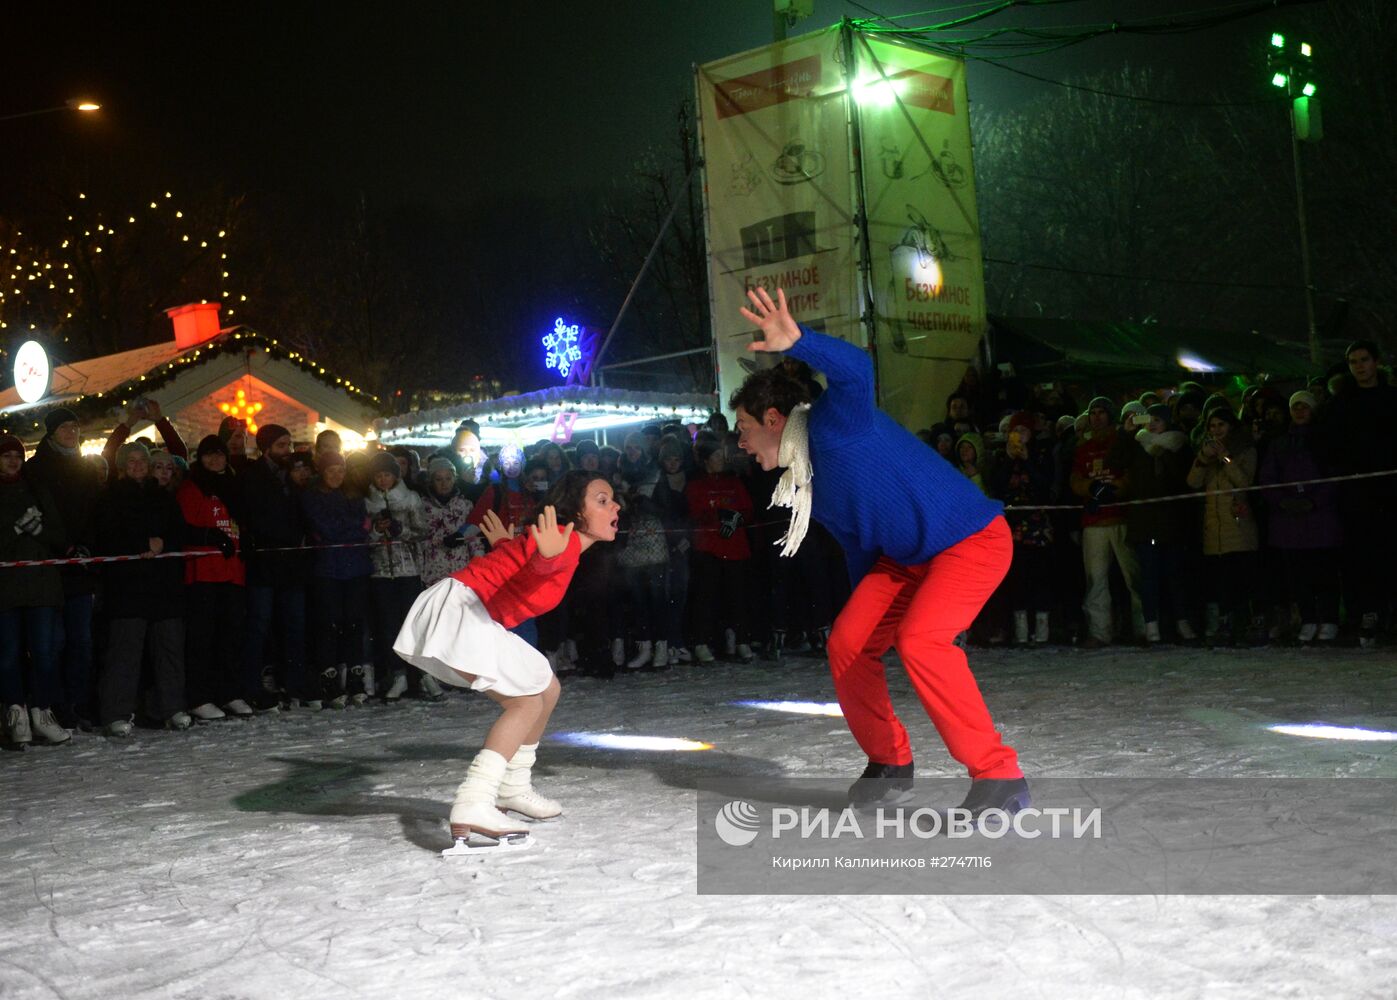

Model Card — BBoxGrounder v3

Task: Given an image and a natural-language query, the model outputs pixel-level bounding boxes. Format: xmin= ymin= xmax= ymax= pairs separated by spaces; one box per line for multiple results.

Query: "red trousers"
xmin=827 ymin=516 xmax=1021 ymax=780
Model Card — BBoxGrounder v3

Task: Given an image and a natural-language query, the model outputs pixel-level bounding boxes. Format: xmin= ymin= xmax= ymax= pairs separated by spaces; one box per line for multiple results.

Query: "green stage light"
xmin=1271 ymin=32 xmax=1285 ymax=49
xmin=1272 ymin=72 xmax=1289 ymax=89
xmin=1300 ymin=42 xmax=1312 ymax=57
xmin=1302 ymin=82 xmax=1317 ymax=97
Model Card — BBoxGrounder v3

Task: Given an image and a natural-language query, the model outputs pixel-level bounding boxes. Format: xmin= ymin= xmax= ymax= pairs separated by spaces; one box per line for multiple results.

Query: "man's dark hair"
xmin=1346 ymin=340 xmax=1381 ymax=362
xmin=728 ymin=366 xmax=811 ymax=419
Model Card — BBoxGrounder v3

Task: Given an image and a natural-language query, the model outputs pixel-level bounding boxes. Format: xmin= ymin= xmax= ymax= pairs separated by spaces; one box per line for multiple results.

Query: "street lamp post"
xmin=0 ymin=99 xmax=101 ymax=123
xmin=1268 ymin=33 xmax=1322 ymax=365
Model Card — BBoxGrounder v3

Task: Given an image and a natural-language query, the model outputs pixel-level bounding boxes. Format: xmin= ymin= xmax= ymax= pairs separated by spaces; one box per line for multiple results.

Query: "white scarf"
xmin=770 ymin=403 xmax=813 ymax=557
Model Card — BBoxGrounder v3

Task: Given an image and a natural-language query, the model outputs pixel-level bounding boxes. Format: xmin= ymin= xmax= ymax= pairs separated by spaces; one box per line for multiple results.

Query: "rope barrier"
xmin=2 ymin=467 xmax=1392 ymax=568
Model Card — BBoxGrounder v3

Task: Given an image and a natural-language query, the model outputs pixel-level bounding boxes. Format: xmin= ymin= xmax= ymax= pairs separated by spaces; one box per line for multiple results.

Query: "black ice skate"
xmin=848 ymin=759 xmax=915 ymax=810
xmin=955 ymin=777 xmax=1031 ymax=819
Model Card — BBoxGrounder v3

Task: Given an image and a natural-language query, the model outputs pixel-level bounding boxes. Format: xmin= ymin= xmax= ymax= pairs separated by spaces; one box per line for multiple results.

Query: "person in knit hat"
xmin=1070 ymin=395 xmax=1144 ymax=648
xmin=0 ymin=432 xmax=70 ymax=746
xmin=419 ymin=455 xmax=478 ymax=590
xmin=733 ymin=286 xmax=1028 ymax=819
xmin=1125 ymin=402 xmax=1196 ymax=644
xmin=218 ymin=416 xmax=250 ymax=473
xmin=300 ymin=442 xmax=372 ymax=707
xmin=100 ymin=399 xmax=187 ymax=478
xmin=240 ymin=421 xmax=311 ymax=708
xmin=22 ymin=406 xmax=102 ymax=728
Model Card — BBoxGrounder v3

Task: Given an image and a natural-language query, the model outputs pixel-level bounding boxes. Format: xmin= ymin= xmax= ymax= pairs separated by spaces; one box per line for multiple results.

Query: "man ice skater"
xmin=735 ymin=287 xmax=1028 ymax=815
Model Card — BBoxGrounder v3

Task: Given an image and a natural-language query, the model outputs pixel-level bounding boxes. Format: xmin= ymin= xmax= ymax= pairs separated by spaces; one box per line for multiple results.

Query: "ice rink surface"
xmin=4 ymin=645 xmax=1396 ymax=999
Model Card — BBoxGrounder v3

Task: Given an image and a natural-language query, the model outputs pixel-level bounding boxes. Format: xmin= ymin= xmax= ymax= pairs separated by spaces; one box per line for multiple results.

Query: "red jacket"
xmin=686 ymin=473 xmax=753 ymax=560
xmin=450 ymin=526 xmax=581 ymax=629
xmin=468 ymin=482 xmax=539 ymax=533
xmin=176 ymin=478 xmax=245 ymax=586
xmin=1071 ymin=429 xmax=1127 ymax=528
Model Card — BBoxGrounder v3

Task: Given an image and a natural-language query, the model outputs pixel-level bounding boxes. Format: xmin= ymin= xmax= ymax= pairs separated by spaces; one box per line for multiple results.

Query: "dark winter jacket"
xmin=991 ymin=446 xmax=1054 ymax=548
xmin=300 ymin=484 xmax=373 ymax=581
xmin=239 ymin=456 xmax=310 ymax=588
xmin=1123 ymin=429 xmax=1195 ymax=547
xmin=1258 ymin=423 xmax=1342 ymax=550
xmin=0 ymin=475 xmax=66 ymax=609
xmin=23 ymin=436 xmax=101 ymax=596
xmin=95 ymin=477 xmax=187 ymax=619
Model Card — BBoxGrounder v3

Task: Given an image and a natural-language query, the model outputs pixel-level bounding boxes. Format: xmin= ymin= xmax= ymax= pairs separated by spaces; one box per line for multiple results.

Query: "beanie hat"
xmin=1007 ymin=412 xmax=1036 ymax=437
xmin=287 ymin=451 xmax=316 ymax=472
xmin=1175 ymin=390 xmax=1205 ymax=412
xmin=1289 ymin=390 xmax=1318 ymax=412
xmin=315 ymin=450 xmax=346 ymax=473
xmin=218 ymin=416 xmax=245 ymax=442
xmin=575 ymin=439 xmax=600 ymax=458
xmin=196 ymin=434 xmax=230 ymax=459
xmin=114 ymin=441 xmax=151 ymax=470
xmin=255 ymin=423 xmax=290 ymax=454
xmin=427 ymin=456 xmax=455 ymax=477
xmin=1056 ymin=414 xmax=1077 ymax=434
xmin=1146 ymin=403 xmax=1173 ymax=427
xmin=0 ymin=433 xmax=26 ymax=458
xmin=43 ymin=407 xmax=79 ymax=436
xmin=1087 ymin=396 xmax=1117 ymax=422
xmin=369 ymin=451 xmax=401 ymax=479
xmin=1121 ymin=400 xmax=1148 ymax=420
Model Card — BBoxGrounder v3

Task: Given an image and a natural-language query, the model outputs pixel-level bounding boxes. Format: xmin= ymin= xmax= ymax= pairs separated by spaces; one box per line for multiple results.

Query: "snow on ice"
xmin=3 ymin=645 xmax=1396 ymax=998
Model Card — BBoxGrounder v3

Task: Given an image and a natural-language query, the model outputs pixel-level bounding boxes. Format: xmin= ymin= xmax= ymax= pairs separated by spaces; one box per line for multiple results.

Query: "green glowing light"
xmin=1300 ymin=42 xmax=1312 ymax=57
xmin=1270 ymin=32 xmax=1285 ymax=49
xmin=1271 ymin=72 xmax=1289 ymax=89
xmin=1302 ymin=82 xmax=1317 ymax=97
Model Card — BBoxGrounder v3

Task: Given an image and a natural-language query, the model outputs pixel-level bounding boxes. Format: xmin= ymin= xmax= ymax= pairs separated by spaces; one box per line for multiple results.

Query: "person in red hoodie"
xmin=685 ymin=438 xmax=756 ymax=663
xmin=393 ymin=470 xmax=619 ymax=851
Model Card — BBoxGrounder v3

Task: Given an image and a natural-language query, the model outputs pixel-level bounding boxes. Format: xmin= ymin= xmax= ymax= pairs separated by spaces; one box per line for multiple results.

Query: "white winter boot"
xmin=1176 ymin=619 xmax=1198 ymax=642
xmin=30 ymin=707 xmax=71 ymax=745
xmin=449 ymin=749 xmax=532 ymax=840
xmin=1013 ymin=611 xmax=1029 ymax=645
xmin=626 ymin=641 xmax=653 ymax=671
xmin=1144 ymin=621 xmax=1162 ymax=645
xmin=651 ymin=640 xmax=669 ymax=669
xmin=1033 ymin=612 xmax=1050 ymax=645
xmin=495 ymin=742 xmax=563 ymax=820
xmin=6 ymin=704 xmax=31 ymax=745
xmin=610 ymin=638 xmax=625 ymax=666
xmin=383 ymin=672 xmax=408 ymax=702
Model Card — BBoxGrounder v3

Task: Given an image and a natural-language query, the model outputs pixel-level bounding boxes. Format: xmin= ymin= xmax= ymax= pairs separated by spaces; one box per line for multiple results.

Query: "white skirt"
xmin=392 ymin=578 xmax=553 ymax=698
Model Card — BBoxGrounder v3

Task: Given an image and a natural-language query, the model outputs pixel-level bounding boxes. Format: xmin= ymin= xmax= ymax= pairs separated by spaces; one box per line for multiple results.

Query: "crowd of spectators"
xmin=2 ymin=339 xmax=1393 ymax=750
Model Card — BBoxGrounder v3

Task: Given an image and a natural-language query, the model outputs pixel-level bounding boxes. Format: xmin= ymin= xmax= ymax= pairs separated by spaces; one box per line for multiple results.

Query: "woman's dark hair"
xmin=694 ymin=438 xmax=725 ymax=467
xmin=544 ymin=469 xmax=611 ymax=528
xmin=728 ymin=366 xmax=811 ymax=419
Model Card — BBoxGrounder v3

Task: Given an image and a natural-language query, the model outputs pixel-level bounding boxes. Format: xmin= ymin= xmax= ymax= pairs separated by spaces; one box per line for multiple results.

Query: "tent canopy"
xmin=987 ymin=317 xmax=1315 ymax=381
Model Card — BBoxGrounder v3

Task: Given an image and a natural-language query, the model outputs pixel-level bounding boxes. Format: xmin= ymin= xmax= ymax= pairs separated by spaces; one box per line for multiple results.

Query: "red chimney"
xmin=165 ymin=302 xmax=223 ymax=349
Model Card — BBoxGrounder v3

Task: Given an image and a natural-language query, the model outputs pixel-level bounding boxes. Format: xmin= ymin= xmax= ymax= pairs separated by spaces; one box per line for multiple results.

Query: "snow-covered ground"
xmin=4 ymin=644 xmax=1396 ymax=999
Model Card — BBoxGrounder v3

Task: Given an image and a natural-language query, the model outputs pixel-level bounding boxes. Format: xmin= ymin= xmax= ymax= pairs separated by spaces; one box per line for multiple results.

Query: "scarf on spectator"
xmin=769 ymin=403 xmax=813 ymax=557
xmin=44 ymin=436 xmax=80 ymax=458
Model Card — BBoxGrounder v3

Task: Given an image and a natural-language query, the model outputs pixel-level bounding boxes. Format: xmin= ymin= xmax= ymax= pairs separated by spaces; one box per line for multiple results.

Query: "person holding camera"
xmin=1187 ymin=408 xmax=1262 ymax=645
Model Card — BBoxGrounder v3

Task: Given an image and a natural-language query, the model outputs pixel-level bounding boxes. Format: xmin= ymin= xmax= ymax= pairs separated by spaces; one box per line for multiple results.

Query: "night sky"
xmin=3 ymin=0 xmax=1321 ymax=390
xmin=7 ymin=1 xmax=1266 ymax=209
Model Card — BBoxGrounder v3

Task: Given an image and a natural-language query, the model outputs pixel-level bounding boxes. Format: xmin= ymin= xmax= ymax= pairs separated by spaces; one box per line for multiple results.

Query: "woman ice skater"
xmin=734 ymin=287 xmax=1029 ymax=816
xmin=394 ymin=470 xmax=619 ymax=852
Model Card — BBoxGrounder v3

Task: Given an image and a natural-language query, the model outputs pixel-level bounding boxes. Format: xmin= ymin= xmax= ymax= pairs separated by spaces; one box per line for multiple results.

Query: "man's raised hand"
xmin=739 ymin=287 xmax=803 ymax=353
xmin=530 ymin=505 xmax=573 ymax=559
xmin=480 ymin=509 xmax=515 ymax=548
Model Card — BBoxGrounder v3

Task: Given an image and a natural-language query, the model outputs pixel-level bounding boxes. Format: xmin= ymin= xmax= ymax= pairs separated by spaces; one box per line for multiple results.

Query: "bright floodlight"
xmin=1177 ymin=351 xmax=1220 ymax=373
xmin=66 ymin=99 xmax=101 ymax=112
xmin=1270 ymin=33 xmax=1285 ymax=49
xmin=1299 ymin=42 xmax=1312 ymax=57
xmin=1302 ymin=82 xmax=1317 ymax=97
xmin=550 ymin=732 xmax=713 ymax=752
xmin=1268 ymin=724 xmax=1397 ymax=742
xmin=1271 ymin=72 xmax=1288 ymax=89
xmin=734 ymin=700 xmax=845 ymax=717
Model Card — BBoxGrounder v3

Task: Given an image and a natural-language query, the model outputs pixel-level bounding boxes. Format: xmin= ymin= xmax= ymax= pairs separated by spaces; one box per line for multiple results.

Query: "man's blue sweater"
xmin=786 ymin=327 xmax=1003 ymax=585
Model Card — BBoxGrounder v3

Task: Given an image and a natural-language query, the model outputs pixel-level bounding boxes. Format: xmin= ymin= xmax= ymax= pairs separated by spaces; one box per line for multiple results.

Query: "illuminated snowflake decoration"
xmin=543 ymin=317 xmax=584 ymax=379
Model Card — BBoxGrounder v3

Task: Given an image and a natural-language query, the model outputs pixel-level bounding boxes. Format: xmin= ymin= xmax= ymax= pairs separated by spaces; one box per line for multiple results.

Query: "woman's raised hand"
xmin=480 ymin=509 xmax=515 ymax=548
xmin=530 ymin=505 xmax=573 ymax=558
xmin=739 ymin=287 xmax=803 ymax=353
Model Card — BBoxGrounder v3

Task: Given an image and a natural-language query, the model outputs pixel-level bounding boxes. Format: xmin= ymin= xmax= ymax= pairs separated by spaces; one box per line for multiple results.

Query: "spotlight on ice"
xmin=550 ymin=732 xmax=713 ymax=752
xmin=1176 ymin=351 xmax=1220 ymax=373
xmin=1267 ymin=723 xmax=1397 ymax=742
xmin=733 ymin=700 xmax=844 ymax=717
